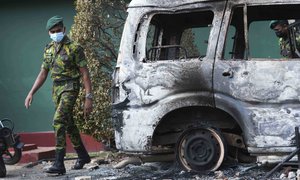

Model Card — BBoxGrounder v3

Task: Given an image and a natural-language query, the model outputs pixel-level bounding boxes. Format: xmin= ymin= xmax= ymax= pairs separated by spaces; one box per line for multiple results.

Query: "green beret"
xmin=46 ymin=15 xmax=63 ymax=30
xmin=269 ymin=20 xmax=289 ymax=29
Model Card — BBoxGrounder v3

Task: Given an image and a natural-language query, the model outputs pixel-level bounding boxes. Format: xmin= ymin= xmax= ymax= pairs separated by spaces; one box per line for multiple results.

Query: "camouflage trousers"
xmin=52 ymin=80 xmax=82 ymax=151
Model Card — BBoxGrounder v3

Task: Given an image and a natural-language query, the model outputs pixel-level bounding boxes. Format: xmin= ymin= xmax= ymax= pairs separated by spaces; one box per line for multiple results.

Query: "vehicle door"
xmin=132 ymin=1 xmax=227 ymax=108
xmin=213 ymin=0 xmax=300 ymax=149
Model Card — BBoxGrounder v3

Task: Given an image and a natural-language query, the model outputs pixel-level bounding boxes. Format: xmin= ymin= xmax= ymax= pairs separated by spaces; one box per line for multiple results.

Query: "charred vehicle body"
xmin=112 ymin=0 xmax=300 ymax=172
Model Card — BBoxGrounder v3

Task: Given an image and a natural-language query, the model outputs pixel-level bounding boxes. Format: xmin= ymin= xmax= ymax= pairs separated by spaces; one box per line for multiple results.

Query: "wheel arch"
xmin=214 ymin=93 xmax=256 ymax=146
xmin=151 ymin=105 xmax=245 ymax=147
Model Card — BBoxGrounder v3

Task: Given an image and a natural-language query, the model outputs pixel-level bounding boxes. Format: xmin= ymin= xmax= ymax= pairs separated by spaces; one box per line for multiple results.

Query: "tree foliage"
xmin=70 ymin=0 xmax=128 ymax=143
xmin=181 ymin=29 xmax=201 ymax=58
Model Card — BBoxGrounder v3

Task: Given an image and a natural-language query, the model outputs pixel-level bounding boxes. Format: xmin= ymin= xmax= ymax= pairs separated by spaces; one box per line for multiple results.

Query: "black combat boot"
xmin=72 ymin=142 xmax=91 ymax=170
xmin=45 ymin=149 xmax=66 ymax=174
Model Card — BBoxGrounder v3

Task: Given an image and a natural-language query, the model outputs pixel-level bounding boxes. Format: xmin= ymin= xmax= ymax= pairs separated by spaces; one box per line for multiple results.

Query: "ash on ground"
xmin=3 ymin=154 xmax=285 ymax=180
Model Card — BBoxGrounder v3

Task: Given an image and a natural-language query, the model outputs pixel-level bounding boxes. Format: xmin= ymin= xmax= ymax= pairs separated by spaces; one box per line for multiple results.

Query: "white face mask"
xmin=50 ymin=32 xmax=64 ymax=42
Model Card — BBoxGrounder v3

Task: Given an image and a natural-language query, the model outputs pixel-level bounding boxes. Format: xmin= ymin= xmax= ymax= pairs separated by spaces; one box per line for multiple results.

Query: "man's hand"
xmin=84 ymin=98 xmax=93 ymax=118
xmin=24 ymin=69 xmax=48 ymax=109
xmin=80 ymin=67 xmax=93 ymax=119
xmin=25 ymin=93 xmax=33 ymax=109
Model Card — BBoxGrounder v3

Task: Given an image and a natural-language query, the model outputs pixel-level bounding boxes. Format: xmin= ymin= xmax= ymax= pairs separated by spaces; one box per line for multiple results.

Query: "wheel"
xmin=3 ymin=147 xmax=22 ymax=165
xmin=176 ymin=127 xmax=227 ymax=172
xmin=0 ymin=156 xmax=6 ymax=177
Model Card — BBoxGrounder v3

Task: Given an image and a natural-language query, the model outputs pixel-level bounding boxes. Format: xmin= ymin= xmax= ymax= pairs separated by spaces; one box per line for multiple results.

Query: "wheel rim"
xmin=177 ymin=127 xmax=226 ymax=172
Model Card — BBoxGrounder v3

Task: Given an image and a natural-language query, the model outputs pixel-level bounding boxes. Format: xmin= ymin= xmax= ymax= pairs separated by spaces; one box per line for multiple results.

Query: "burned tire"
xmin=0 ymin=156 xmax=6 ymax=177
xmin=176 ymin=127 xmax=226 ymax=172
xmin=3 ymin=147 xmax=22 ymax=165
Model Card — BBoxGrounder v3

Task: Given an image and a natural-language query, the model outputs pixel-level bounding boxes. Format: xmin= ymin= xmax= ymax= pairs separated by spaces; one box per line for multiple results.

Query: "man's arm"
xmin=24 ymin=68 xmax=49 ymax=109
xmin=79 ymin=67 xmax=93 ymax=117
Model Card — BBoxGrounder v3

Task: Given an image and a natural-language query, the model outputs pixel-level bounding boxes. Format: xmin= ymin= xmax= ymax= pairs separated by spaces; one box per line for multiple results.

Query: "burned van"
xmin=112 ymin=0 xmax=300 ymax=172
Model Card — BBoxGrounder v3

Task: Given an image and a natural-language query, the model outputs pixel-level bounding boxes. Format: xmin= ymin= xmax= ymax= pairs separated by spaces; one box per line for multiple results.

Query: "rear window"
xmin=145 ymin=11 xmax=214 ymax=61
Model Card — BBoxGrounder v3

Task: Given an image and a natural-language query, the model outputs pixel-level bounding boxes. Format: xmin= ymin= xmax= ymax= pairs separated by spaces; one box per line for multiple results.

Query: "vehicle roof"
xmin=128 ymin=0 xmax=223 ymax=8
xmin=128 ymin=0 xmax=300 ymax=8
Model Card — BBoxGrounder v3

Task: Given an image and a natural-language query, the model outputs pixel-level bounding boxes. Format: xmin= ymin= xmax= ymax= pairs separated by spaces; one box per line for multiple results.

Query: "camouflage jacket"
xmin=279 ymin=35 xmax=300 ymax=58
xmin=41 ymin=36 xmax=87 ymax=82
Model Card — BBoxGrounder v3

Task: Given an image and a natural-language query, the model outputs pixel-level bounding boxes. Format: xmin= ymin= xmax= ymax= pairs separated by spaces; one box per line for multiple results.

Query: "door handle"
xmin=222 ymin=69 xmax=234 ymax=78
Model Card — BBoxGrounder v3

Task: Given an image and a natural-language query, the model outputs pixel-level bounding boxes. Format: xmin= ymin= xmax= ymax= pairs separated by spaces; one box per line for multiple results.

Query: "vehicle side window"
xmin=146 ymin=24 xmax=157 ymax=53
xmin=181 ymin=27 xmax=211 ymax=58
xmin=145 ymin=11 xmax=214 ymax=61
xmin=249 ymin=21 xmax=281 ymax=58
xmin=223 ymin=7 xmax=246 ymax=60
xmin=223 ymin=26 xmax=236 ymax=59
xmin=223 ymin=4 xmax=300 ymax=60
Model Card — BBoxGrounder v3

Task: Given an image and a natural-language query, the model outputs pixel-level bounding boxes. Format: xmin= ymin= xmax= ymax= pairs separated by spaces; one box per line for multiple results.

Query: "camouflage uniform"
xmin=42 ymin=35 xmax=87 ymax=151
xmin=279 ymin=36 xmax=300 ymax=58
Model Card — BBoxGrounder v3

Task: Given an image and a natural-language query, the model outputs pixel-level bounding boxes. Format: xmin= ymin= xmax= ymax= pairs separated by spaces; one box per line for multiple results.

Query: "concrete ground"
xmin=4 ymin=152 xmax=114 ymax=180
xmin=5 ymin=159 xmax=95 ymax=180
